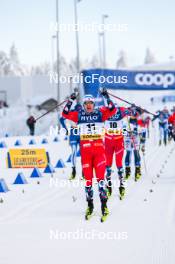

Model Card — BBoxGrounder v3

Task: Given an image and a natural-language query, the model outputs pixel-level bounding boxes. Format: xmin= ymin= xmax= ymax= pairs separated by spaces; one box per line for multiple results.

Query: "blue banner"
xmin=82 ymin=69 xmax=175 ymax=96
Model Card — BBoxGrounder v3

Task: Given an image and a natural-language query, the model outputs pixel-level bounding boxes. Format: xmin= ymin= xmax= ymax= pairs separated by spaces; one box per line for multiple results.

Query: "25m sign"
xmin=7 ymin=148 xmax=50 ymax=168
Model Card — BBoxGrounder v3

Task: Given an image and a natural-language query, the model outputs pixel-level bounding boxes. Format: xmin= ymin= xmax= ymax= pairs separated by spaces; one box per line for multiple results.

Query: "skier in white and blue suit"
xmin=152 ymin=107 xmax=170 ymax=146
xmin=60 ymin=103 xmax=82 ymax=179
xmin=123 ymin=105 xmax=143 ymax=181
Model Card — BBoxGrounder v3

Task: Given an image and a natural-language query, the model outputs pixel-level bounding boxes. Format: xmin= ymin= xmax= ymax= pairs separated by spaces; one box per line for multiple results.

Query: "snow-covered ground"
xmin=0 ymin=92 xmax=175 ymax=264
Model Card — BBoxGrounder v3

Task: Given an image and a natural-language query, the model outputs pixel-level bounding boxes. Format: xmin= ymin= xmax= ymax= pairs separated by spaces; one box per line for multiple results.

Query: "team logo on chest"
xmin=81 ymin=115 xmax=98 ymax=121
xmin=79 ymin=110 xmax=102 ymax=123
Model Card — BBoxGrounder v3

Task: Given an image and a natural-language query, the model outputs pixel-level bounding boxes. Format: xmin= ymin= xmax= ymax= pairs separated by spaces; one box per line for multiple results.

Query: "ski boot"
xmin=85 ymin=200 xmax=94 ymax=220
xmin=69 ymin=167 xmax=76 ymax=180
xmin=118 ymin=168 xmax=126 ymax=200
xmin=159 ymin=140 xmax=162 ymax=146
xmin=119 ymin=186 xmax=125 ymax=200
xmin=135 ymin=166 xmax=141 ymax=181
xmin=125 ymin=166 xmax=131 ymax=180
xmin=101 ymin=199 xmax=109 ymax=223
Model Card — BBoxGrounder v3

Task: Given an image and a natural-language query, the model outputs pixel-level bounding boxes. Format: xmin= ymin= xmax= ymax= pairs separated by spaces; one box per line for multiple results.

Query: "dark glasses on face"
xmin=84 ymin=101 xmax=94 ymax=105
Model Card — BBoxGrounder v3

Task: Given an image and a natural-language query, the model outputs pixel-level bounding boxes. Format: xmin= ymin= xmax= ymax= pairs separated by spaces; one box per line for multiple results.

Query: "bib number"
xmin=109 ymin=122 xmax=118 ymax=129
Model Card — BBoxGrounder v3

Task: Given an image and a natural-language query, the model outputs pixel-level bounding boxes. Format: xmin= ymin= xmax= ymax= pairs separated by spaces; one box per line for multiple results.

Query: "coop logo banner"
xmin=7 ymin=149 xmax=49 ymax=168
xmin=83 ymin=69 xmax=175 ymax=93
xmin=135 ymin=73 xmax=175 ymax=88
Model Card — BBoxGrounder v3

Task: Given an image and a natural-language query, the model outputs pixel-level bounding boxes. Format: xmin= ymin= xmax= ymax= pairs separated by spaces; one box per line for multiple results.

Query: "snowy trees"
xmin=0 ymin=44 xmax=159 ymax=75
xmin=115 ymin=48 xmax=157 ymax=68
xmin=0 ymin=44 xmax=28 ymax=76
xmin=31 ymin=62 xmax=51 ymax=76
xmin=0 ymin=43 xmax=102 ymax=77
xmin=10 ymin=44 xmax=19 ymax=64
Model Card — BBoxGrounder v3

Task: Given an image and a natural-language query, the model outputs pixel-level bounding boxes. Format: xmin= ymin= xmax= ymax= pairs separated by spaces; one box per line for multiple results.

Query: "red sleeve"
xmin=62 ymin=111 xmax=79 ymax=123
xmin=100 ymin=106 xmax=116 ymax=122
xmin=137 ymin=119 xmax=141 ymax=126
xmin=137 ymin=119 xmax=145 ymax=127
xmin=168 ymin=115 xmax=172 ymax=124
xmin=120 ymin=107 xmax=127 ymax=112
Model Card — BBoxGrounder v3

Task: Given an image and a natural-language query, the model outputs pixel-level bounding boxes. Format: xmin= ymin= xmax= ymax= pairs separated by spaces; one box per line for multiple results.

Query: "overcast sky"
xmin=0 ymin=0 xmax=174 ymax=67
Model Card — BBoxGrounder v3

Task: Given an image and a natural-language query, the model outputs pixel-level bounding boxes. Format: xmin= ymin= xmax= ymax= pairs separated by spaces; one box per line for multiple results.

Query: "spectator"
xmin=26 ymin=116 xmax=35 ymax=136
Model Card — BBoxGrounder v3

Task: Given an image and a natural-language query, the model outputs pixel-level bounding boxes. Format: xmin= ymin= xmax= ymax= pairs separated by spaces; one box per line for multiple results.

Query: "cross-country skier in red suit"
xmin=62 ymin=88 xmax=116 ymax=222
xmin=104 ymin=105 xmax=136 ymax=199
xmin=168 ymin=107 xmax=175 ymax=141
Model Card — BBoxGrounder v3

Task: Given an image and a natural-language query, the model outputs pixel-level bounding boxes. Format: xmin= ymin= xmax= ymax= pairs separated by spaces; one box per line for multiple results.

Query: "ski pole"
xmin=108 ymin=92 xmax=156 ymax=117
xmin=34 ymin=99 xmax=68 ymax=123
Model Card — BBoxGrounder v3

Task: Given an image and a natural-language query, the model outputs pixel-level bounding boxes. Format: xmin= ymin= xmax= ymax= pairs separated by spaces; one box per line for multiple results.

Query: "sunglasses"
xmin=84 ymin=101 xmax=94 ymax=105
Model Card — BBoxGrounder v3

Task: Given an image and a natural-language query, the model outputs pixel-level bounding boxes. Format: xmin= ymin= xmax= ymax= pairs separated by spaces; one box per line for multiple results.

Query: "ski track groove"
xmin=0 ymin=178 xmax=72 ymax=223
xmin=0 ymin=134 xmax=174 ymax=226
xmin=108 ymin=140 xmax=174 ymax=219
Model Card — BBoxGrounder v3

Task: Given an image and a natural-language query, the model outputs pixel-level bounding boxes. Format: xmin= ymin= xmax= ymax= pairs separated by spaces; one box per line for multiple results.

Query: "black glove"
xmin=27 ymin=116 xmax=36 ymax=125
xmin=63 ymin=94 xmax=76 ymax=115
xmin=131 ymin=103 xmax=136 ymax=108
xmin=70 ymin=93 xmax=77 ymax=101
xmin=99 ymin=88 xmax=109 ymax=98
xmin=131 ymin=104 xmax=142 ymax=111
xmin=128 ymin=104 xmax=135 ymax=111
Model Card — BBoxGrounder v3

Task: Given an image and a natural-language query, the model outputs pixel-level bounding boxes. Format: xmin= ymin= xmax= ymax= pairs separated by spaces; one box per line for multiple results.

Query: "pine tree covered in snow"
xmin=0 ymin=44 xmax=28 ymax=76
xmin=0 ymin=51 xmax=9 ymax=76
xmin=144 ymin=48 xmax=156 ymax=64
xmin=116 ymin=50 xmax=128 ymax=69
